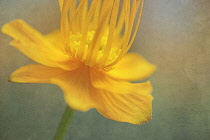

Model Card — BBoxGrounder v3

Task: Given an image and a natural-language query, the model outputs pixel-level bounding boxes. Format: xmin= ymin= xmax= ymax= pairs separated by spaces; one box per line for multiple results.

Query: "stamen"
xmin=75 ymin=0 xmax=88 ymax=30
xmin=68 ymin=31 xmax=95 ymax=60
xmin=60 ymin=0 xmax=76 ymax=54
xmin=85 ymin=0 xmax=114 ymax=66
xmin=61 ymin=0 xmax=144 ymax=70
xmin=127 ymin=0 xmax=144 ymax=52
xmin=91 ymin=0 xmax=103 ymax=29
xmin=98 ymin=0 xmax=120 ymax=67
xmin=106 ymin=0 xmax=144 ymax=69
xmin=78 ymin=0 xmax=98 ymax=61
xmin=123 ymin=0 xmax=137 ymax=53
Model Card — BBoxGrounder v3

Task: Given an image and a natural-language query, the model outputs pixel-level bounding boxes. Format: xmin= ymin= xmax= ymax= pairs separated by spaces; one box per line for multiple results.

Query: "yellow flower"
xmin=2 ymin=0 xmax=156 ymax=124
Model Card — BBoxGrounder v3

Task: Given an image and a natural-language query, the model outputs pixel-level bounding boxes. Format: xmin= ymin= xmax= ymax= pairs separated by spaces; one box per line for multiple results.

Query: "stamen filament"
xmin=60 ymin=0 xmax=144 ymax=70
xmin=85 ymin=1 xmax=114 ymax=66
xmin=78 ymin=0 xmax=98 ymax=60
xmin=105 ymin=0 xmax=144 ymax=69
xmin=98 ymin=0 xmax=120 ymax=67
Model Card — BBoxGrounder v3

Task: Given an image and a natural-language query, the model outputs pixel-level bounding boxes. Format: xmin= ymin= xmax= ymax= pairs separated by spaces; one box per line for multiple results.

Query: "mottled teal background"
xmin=0 ymin=0 xmax=210 ymax=140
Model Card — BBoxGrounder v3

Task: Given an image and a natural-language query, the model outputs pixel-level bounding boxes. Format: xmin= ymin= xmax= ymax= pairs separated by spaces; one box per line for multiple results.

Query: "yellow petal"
xmin=10 ymin=64 xmax=95 ymax=111
xmin=58 ymin=0 xmax=64 ymax=11
xmin=107 ymin=53 xmax=156 ymax=81
xmin=51 ymin=66 xmax=95 ymax=111
xmin=92 ymin=86 xmax=153 ymax=125
xmin=45 ymin=30 xmax=83 ymax=70
xmin=10 ymin=65 xmax=66 ymax=83
xmin=45 ymin=30 xmax=64 ymax=52
xmin=90 ymin=67 xmax=153 ymax=124
xmin=2 ymin=20 xmax=82 ymax=70
xmin=90 ymin=68 xmax=152 ymax=95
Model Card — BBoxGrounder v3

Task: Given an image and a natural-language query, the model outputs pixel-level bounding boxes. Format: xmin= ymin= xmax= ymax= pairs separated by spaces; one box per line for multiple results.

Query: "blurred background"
xmin=0 ymin=0 xmax=210 ymax=140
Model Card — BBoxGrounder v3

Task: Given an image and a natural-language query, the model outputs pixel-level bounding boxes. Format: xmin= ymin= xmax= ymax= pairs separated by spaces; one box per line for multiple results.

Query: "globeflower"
xmin=2 ymin=0 xmax=155 ymax=125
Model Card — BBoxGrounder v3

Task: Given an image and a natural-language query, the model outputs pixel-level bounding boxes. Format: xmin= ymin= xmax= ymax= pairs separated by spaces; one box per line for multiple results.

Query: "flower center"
xmin=67 ymin=30 xmax=121 ymax=70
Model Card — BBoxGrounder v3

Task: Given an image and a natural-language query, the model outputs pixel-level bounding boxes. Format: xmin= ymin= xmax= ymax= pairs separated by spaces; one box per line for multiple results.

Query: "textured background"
xmin=0 ymin=0 xmax=210 ymax=140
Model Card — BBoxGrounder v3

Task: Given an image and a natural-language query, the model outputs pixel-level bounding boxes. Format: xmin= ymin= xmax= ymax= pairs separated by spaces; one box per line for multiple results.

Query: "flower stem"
xmin=53 ymin=105 xmax=74 ymax=140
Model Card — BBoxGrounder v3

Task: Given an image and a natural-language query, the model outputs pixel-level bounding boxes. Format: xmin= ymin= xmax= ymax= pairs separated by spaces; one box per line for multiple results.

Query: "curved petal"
xmin=2 ymin=20 xmax=82 ymax=70
xmin=91 ymin=86 xmax=153 ymax=125
xmin=107 ymin=53 xmax=156 ymax=81
xmin=10 ymin=64 xmax=95 ymax=111
xmin=90 ymin=68 xmax=152 ymax=95
xmin=9 ymin=64 xmax=66 ymax=83
xmin=51 ymin=66 xmax=96 ymax=111
xmin=58 ymin=0 xmax=64 ymax=11
xmin=45 ymin=30 xmax=64 ymax=53
xmin=90 ymin=68 xmax=153 ymax=124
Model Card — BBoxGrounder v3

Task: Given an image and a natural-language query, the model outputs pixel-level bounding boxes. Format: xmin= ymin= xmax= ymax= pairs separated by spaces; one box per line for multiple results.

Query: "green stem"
xmin=53 ymin=105 xmax=74 ymax=140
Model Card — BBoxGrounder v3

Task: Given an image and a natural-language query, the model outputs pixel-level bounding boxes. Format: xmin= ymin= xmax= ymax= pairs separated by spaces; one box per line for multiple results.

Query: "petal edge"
xmin=92 ymin=87 xmax=153 ymax=124
xmin=107 ymin=53 xmax=156 ymax=81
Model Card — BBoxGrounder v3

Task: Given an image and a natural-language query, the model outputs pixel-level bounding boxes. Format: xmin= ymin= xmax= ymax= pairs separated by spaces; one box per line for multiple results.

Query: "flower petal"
xmin=90 ymin=68 xmax=152 ymax=95
xmin=2 ymin=20 xmax=82 ymax=70
xmin=10 ymin=64 xmax=95 ymax=111
xmin=58 ymin=0 xmax=64 ymax=11
xmin=51 ymin=66 xmax=95 ymax=111
xmin=92 ymin=86 xmax=153 ymax=125
xmin=107 ymin=53 xmax=156 ymax=81
xmin=9 ymin=65 xmax=66 ymax=83
xmin=90 ymin=68 xmax=153 ymax=124
xmin=45 ymin=30 xmax=64 ymax=52
xmin=44 ymin=30 xmax=83 ymax=70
